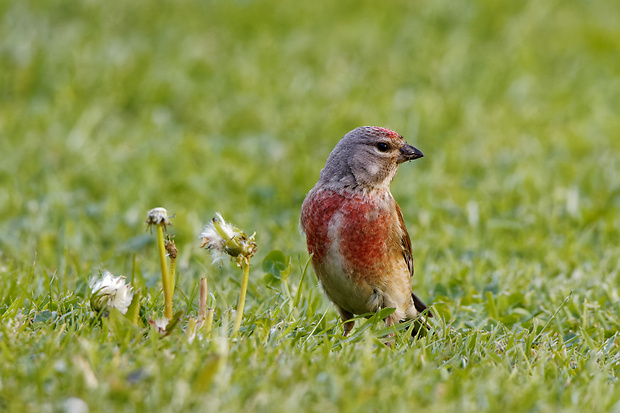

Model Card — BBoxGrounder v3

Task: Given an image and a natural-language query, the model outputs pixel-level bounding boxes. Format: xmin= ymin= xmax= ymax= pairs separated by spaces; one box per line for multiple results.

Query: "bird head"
xmin=318 ymin=126 xmax=423 ymax=192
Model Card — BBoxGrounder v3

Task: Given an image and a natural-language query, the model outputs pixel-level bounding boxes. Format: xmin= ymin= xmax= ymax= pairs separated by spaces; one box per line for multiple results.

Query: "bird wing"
xmin=395 ymin=202 xmax=414 ymax=278
xmin=396 ymin=202 xmax=433 ymax=317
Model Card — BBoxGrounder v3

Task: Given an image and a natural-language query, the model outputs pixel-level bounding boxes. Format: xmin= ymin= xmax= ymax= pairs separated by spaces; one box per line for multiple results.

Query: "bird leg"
xmin=343 ymin=320 xmax=355 ymax=337
xmin=338 ymin=308 xmax=355 ymax=337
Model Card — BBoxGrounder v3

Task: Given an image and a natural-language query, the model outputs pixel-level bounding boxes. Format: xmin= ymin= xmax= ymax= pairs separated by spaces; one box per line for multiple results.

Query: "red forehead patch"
xmin=373 ymin=127 xmax=402 ymax=140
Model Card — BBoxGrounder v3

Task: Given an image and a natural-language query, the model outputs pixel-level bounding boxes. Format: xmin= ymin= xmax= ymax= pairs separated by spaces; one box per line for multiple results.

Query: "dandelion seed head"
xmin=89 ymin=271 xmax=134 ymax=314
xmin=214 ymin=212 xmax=238 ymax=240
xmin=199 ymin=225 xmax=227 ymax=264
xmin=199 ymin=213 xmax=257 ymax=266
xmin=146 ymin=207 xmax=171 ymax=228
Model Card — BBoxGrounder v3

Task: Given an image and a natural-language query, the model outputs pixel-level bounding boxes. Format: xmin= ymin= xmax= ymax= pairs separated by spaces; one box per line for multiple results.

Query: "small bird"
xmin=300 ymin=126 xmax=431 ymax=336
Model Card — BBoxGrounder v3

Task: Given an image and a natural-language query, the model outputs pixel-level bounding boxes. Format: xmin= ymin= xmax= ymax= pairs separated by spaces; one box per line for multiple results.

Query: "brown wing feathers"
xmin=396 ymin=203 xmax=432 ymax=317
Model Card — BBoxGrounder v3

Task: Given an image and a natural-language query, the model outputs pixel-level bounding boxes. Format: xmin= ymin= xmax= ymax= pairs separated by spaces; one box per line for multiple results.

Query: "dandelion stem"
xmin=231 ymin=262 xmax=250 ymax=337
xmin=169 ymin=257 xmax=176 ymax=296
xmin=205 ymin=307 xmax=214 ymax=337
xmin=156 ymin=225 xmax=172 ymax=319
xmin=186 ymin=317 xmax=197 ymax=340
xmin=166 ymin=236 xmax=178 ymax=304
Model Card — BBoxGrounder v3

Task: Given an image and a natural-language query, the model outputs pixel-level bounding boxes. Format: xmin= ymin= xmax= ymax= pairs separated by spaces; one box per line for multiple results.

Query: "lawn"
xmin=1 ymin=0 xmax=620 ymax=411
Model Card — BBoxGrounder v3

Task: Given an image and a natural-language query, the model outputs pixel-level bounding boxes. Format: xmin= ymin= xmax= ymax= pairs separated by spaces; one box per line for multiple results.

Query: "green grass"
xmin=2 ymin=0 xmax=620 ymax=411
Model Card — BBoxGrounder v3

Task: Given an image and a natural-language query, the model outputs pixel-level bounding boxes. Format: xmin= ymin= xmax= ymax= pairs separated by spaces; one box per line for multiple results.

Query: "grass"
xmin=1 ymin=0 xmax=620 ymax=411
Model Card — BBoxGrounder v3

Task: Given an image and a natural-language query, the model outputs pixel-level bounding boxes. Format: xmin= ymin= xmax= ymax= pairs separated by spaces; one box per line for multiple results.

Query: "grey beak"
xmin=397 ymin=144 xmax=424 ymax=163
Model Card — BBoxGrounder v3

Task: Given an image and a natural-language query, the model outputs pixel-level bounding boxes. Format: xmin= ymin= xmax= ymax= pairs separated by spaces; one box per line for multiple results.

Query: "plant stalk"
xmin=231 ymin=262 xmax=250 ymax=337
xmin=166 ymin=237 xmax=178 ymax=303
xmin=169 ymin=257 xmax=176 ymax=297
xmin=205 ymin=308 xmax=214 ymax=337
xmin=156 ymin=225 xmax=172 ymax=319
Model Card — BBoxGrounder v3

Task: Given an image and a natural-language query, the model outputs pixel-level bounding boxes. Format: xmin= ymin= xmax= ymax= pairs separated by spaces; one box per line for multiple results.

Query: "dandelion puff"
xmin=199 ymin=224 xmax=227 ymax=265
xmin=146 ymin=206 xmax=175 ymax=319
xmin=146 ymin=207 xmax=172 ymax=230
xmin=213 ymin=212 xmax=238 ymax=239
xmin=199 ymin=212 xmax=258 ymax=338
xmin=199 ymin=213 xmax=257 ymax=267
xmin=89 ymin=271 xmax=134 ymax=314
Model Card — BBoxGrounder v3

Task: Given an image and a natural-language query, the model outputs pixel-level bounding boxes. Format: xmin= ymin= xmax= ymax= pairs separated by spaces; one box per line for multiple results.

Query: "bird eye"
xmin=376 ymin=142 xmax=390 ymax=152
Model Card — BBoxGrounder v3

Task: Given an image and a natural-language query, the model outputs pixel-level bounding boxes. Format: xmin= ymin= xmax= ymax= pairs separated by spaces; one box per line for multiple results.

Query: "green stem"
xmin=156 ymin=225 xmax=172 ymax=319
xmin=231 ymin=262 xmax=250 ymax=337
xmin=169 ymin=256 xmax=177 ymax=300
xmin=186 ymin=317 xmax=197 ymax=340
xmin=205 ymin=308 xmax=214 ymax=338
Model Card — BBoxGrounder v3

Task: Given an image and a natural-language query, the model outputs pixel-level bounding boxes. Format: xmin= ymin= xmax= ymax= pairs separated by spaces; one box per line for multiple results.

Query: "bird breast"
xmin=302 ymin=188 xmax=405 ymax=281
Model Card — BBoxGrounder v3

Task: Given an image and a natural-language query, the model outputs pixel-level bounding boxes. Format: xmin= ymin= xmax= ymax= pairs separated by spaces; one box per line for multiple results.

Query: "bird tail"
xmin=412 ymin=292 xmax=433 ymax=318
xmin=409 ymin=293 xmax=433 ymax=337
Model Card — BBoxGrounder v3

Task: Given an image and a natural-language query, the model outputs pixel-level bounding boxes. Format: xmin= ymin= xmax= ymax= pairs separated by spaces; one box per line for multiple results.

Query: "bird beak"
xmin=397 ymin=144 xmax=424 ymax=163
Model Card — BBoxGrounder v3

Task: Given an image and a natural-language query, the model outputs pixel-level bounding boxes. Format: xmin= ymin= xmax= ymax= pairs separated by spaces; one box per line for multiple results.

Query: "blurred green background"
xmin=2 ymin=0 xmax=618 ymax=295
xmin=1 ymin=0 xmax=620 ymax=410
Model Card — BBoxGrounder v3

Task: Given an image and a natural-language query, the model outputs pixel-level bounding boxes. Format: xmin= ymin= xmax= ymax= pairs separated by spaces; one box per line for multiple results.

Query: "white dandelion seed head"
xmin=199 ymin=225 xmax=225 ymax=252
xmin=108 ymin=284 xmax=134 ymax=314
xmin=146 ymin=207 xmax=171 ymax=227
xmin=214 ymin=212 xmax=239 ymax=240
xmin=89 ymin=271 xmax=134 ymax=314
xmin=199 ymin=223 xmax=227 ymax=265
xmin=199 ymin=213 xmax=257 ymax=266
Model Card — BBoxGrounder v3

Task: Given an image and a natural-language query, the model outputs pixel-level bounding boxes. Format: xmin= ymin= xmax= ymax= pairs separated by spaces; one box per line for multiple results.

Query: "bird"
xmin=300 ymin=126 xmax=431 ymax=337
